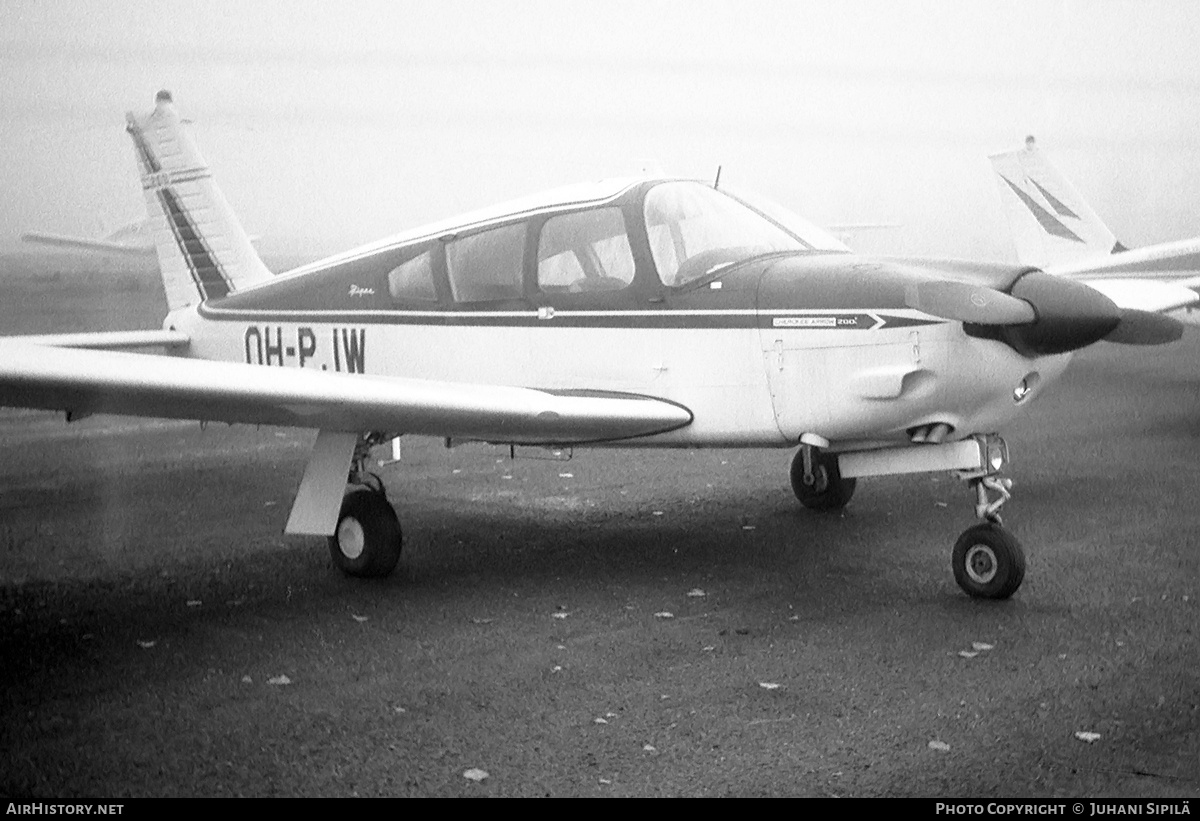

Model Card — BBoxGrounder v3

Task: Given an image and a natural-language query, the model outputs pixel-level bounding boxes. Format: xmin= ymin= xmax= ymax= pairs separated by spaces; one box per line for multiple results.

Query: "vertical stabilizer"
xmin=989 ymin=136 xmax=1121 ymax=270
xmin=126 ymin=91 xmax=272 ymax=310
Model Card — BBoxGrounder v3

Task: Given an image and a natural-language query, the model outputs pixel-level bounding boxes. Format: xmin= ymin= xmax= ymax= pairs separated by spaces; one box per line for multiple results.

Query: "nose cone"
xmin=1000 ymin=271 xmax=1121 ymax=356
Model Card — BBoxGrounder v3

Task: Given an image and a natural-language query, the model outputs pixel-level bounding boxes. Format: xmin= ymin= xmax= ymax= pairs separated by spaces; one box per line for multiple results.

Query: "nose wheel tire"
xmin=328 ymin=488 xmax=403 ymax=578
xmin=952 ymin=522 xmax=1025 ymax=599
xmin=790 ymin=447 xmax=857 ymax=511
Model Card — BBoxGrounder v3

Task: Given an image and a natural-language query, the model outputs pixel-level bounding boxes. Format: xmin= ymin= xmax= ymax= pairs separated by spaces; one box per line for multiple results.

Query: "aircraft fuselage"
xmin=168 ymin=179 xmax=1069 ymax=450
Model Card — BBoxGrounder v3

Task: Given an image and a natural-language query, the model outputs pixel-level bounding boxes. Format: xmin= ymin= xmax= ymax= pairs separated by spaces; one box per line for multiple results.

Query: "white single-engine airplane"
xmin=0 ymin=94 xmax=1186 ymax=599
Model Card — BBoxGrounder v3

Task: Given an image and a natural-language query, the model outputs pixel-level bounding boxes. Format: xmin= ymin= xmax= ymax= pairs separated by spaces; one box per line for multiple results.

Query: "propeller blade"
xmin=904 ymin=281 xmax=1036 ymax=326
xmin=1104 ymin=309 xmax=1185 ymax=345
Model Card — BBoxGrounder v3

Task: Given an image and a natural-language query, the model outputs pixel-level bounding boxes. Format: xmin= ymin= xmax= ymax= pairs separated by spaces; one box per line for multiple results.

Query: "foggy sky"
xmin=3 ymin=0 xmax=1200 ymax=261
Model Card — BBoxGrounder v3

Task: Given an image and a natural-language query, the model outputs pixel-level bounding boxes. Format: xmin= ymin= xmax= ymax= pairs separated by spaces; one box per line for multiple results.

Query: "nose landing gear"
xmin=790 ymin=435 xmax=1027 ymax=599
xmin=950 ymin=473 xmax=1024 ymax=599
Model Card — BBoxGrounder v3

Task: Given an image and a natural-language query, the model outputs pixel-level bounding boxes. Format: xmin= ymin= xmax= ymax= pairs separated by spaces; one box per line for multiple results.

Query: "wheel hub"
xmin=964 ymin=544 xmax=998 ymax=584
xmin=336 ymin=517 xmax=366 ymax=560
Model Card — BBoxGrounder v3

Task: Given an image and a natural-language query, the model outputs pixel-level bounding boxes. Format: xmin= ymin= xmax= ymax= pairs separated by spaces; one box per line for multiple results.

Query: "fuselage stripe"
xmin=194 ymin=304 xmax=943 ymax=330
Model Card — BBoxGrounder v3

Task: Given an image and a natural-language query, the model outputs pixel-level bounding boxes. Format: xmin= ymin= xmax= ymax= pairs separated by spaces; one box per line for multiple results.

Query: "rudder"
xmin=126 ymin=90 xmax=272 ymax=310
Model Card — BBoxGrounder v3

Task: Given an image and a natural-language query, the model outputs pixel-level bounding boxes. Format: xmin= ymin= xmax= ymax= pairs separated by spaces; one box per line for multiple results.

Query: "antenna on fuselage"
xmin=713 ymin=164 xmax=722 ymax=190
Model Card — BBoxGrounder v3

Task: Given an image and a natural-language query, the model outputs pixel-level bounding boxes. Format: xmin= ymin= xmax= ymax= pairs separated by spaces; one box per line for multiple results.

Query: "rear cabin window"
xmin=537 ymin=208 xmax=634 ymax=292
xmin=386 ymin=249 xmax=436 ymax=302
xmin=445 ymin=223 xmax=527 ymax=302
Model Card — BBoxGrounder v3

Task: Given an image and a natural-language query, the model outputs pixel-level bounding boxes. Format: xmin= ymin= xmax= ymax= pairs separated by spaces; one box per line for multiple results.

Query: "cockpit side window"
xmin=386 ymin=248 xmax=437 ymax=302
xmin=446 ymin=222 xmax=527 ymax=303
xmin=643 ymin=181 xmax=805 ymax=287
xmin=537 ymin=208 xmax=635 ymax=293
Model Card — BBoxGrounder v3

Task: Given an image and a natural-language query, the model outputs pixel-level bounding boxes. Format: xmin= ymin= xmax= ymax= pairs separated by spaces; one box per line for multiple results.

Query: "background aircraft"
xmin=990 ymin=136 xmax=1200 ymax=326
xmin=21 ymin=219 xmax=156 ymax=258
xmin=22 ymin=217 xmax=261 ymax=261
xmin=0 ymin=93 xmax=1188 ymax=600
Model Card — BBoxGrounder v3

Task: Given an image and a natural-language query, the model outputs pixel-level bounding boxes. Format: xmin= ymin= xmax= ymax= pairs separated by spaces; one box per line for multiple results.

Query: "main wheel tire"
xmin=789 ymin=447 xmax=857 ymax=511
xmin=952 ymin=522 xmax=1025 ymax=599
xmin=328 ymin=488 xmax=403 ymax=578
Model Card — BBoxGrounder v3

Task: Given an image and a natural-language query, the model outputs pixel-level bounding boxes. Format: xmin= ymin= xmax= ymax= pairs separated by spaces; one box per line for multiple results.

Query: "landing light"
xmin=986 ymin=437 xmax=1008 ymax=472
xmin=1013 ymin=372 xmax=1040 ymax=404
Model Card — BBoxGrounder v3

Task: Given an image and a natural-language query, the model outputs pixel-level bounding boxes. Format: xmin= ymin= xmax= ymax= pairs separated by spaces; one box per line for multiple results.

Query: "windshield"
xmin=723 ymin=187 xmax=850 ymax=253
xmin=643 ymin=181 xmax=820 ymax=287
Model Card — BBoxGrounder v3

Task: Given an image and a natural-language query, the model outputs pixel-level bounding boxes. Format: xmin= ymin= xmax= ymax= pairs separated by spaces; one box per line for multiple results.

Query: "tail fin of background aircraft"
xmin=125 ymin=91 xmax=272 ymax=310
xmin=989 ymin=136 xmax=1125 ymax=270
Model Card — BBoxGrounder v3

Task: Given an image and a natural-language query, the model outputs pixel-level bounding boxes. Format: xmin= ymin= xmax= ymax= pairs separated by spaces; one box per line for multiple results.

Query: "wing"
xmin=1045 ymin=243 xmax=1200 ymax=321
xmin=0 ymin=342 xmax=692 ymax=445
xmin=1071 ymin=277 xmax=1199 ymax=315
xmin=1046 ymin=237 xmax=1200 ymax=290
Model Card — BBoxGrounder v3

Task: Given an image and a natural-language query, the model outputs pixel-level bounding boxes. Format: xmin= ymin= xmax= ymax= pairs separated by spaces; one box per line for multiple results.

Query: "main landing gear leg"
xmin=328 ymin=434 xmax=403 ymax=578
xmin=790 ymin=444 xmax=857 ymax=511
xmin=951 ymin=473 xmax=1025 ymax=599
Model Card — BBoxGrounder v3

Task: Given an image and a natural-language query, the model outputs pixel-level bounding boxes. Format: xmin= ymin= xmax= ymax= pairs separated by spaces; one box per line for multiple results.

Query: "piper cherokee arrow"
xmin=0 ymin=92 xmax=1187 ymax=599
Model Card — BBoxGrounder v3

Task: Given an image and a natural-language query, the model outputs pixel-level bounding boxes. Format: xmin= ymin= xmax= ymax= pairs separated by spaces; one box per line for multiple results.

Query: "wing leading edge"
xmin=4 ymin=330 xmax=191 ymax=350
xmin=0 ymin=344 xmax=693 ymax=444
